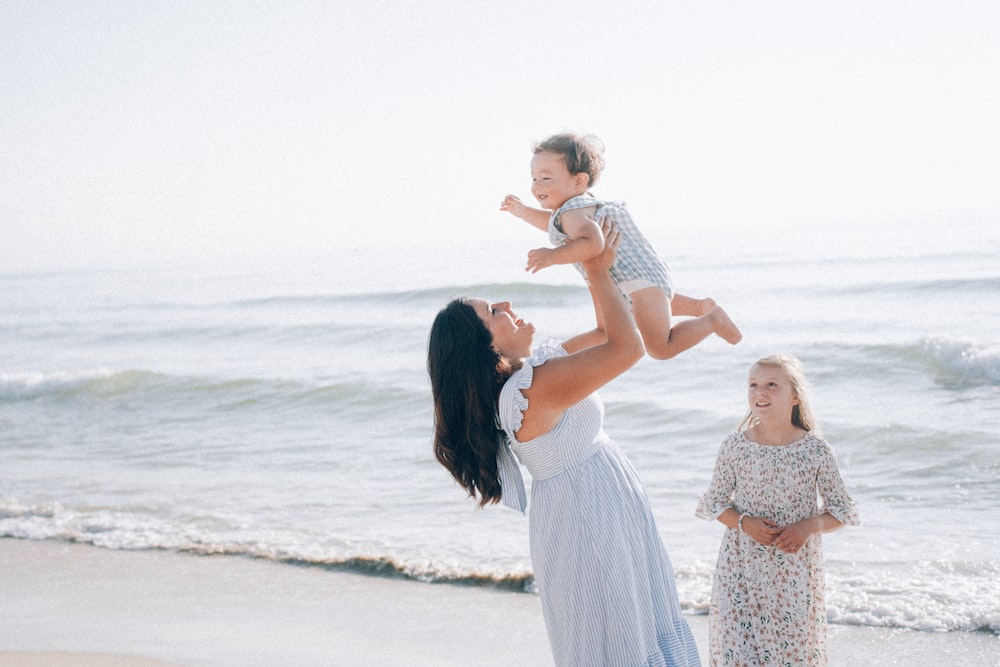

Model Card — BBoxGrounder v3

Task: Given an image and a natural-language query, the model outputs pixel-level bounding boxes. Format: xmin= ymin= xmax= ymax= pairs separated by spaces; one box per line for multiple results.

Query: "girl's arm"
xmin=774 ymin=442 xmax=859 ymax=553
xmin=697 ymin=440 xmax=780 ymax=547
xmin=500 ymin=195 xmax=550 ymax=232
xmin=516 ymin=225 xmax=643 ymax=441
xmin=717 ymin=508 xmax=781 ymax=546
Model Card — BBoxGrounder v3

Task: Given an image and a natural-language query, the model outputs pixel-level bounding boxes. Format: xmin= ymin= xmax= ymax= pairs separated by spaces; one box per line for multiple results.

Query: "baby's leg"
xmin=631 ymin=287 xmax=742 ymax=360
xmin=670 ymin=293 xmax=716 ymax=317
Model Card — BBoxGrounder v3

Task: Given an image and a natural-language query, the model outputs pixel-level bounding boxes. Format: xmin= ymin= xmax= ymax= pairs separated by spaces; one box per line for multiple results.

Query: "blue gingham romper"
xmin=549 ymin=195 xmax=675 ymax=299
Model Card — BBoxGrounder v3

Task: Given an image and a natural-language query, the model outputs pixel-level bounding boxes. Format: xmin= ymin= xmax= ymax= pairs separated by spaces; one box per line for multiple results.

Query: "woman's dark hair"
xmin=427 ymin=299 xmax=513 ymax=507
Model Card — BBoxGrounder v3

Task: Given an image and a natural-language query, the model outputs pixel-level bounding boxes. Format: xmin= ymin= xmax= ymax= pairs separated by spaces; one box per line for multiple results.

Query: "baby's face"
xmin=530 ymin=151 xmax=588 ymax=210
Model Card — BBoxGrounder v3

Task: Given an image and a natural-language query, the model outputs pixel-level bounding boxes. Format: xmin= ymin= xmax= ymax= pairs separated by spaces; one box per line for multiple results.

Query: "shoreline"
xmin=2 ymin=538 xmax=996 ymax=666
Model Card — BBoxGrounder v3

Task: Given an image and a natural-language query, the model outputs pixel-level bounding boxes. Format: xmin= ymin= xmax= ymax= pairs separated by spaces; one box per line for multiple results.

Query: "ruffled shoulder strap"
xmin=495 ymin=340 xmax=567 ymax=513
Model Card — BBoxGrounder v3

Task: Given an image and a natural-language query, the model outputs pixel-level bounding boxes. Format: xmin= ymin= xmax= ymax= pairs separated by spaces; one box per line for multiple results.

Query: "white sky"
xmin=2 ymin=1 xmax=999 ymax=272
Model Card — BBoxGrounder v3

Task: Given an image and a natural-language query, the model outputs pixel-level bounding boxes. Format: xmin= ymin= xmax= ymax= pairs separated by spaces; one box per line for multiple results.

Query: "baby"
xmin=502 ymin=132 xmax=741 ymax=359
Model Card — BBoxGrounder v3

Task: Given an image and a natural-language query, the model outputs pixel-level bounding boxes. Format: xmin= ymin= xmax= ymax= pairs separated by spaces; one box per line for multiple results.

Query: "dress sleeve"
xmin=815 ymin=436 xmax=860 ymax=526
xmin=695 ymin=433 xmax=740 ymax=520
xmin=498 ymin=340 xmax=566 ymax=442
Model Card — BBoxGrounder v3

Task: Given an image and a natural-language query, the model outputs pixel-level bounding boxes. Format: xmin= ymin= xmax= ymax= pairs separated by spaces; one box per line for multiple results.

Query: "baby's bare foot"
xmin=710 ymin=307 xmax=743 ymax=344
xmin=693 ymin=297 xmax=717 ymax=316
xmin=669 ymin=294 xmax=716 ymax=317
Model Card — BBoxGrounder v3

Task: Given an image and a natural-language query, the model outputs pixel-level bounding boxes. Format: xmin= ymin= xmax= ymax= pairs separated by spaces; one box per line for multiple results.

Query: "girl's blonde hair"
xmin=738 ymin=354 xmax=818 ymax=434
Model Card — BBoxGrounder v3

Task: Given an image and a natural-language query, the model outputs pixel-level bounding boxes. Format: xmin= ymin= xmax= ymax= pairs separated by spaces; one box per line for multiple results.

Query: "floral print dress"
xmin=696 ymin=431 xmax=859 ymax=667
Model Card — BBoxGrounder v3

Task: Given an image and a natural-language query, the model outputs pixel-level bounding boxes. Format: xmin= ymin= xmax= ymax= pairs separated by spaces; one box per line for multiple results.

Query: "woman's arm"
xmin=516 ymin=225 xmax=643 ymax=440
xmin=560 ymin=283 xmax=606 ymax=354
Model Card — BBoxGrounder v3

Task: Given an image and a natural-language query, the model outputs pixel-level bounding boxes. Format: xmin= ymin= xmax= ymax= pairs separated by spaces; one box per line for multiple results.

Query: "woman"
xmin=428 ymin=225 xmax=700 ymax=667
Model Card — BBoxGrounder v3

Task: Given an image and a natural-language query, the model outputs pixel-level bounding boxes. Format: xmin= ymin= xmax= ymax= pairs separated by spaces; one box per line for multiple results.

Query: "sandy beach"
xmin=0 ymin=538 xmax=996 ymax=666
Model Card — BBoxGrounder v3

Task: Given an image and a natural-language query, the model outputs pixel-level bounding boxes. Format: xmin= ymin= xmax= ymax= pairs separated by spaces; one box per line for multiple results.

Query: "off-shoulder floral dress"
xmin=696 ymin=431 xmax=860 ymax=667
xmin=496 ymin=341 xmax=700 ymax=667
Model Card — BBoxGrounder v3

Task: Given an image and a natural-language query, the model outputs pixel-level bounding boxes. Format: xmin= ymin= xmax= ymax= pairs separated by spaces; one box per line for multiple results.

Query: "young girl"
xmin=696 ymin=355 xmax=860 ymax=666
xmin=501 ymin=131 xmax=742 ymax=360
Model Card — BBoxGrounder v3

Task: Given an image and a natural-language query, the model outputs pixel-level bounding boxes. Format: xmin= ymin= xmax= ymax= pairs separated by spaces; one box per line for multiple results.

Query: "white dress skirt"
xmin=497 ymin=341 xmax=700 ymax=667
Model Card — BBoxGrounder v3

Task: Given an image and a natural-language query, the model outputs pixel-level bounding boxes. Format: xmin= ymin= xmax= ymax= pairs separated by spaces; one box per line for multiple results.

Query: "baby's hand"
xmin=526 ymin=247 xmax=555 ymax=273
xmin=500 ymin=194 xmax=526 ymax=217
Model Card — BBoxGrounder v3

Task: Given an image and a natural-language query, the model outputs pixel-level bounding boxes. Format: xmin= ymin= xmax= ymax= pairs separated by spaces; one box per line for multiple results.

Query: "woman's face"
xmin=470 ymin=298 xmax=535 ymax=359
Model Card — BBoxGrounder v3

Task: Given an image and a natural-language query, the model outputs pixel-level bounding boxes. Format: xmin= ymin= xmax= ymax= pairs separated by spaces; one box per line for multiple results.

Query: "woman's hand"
xmin=581 ymin=221 xmax=620 ymax=276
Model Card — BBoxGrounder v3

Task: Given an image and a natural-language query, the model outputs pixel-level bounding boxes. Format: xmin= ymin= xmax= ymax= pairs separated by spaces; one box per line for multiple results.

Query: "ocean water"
xmin=2 ymin=210 xmax=998 ymax=636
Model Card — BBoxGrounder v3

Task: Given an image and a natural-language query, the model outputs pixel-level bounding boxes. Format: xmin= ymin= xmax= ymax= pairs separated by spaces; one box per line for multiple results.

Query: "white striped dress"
xmin=497 ymin=342 xmax=700 ymax=667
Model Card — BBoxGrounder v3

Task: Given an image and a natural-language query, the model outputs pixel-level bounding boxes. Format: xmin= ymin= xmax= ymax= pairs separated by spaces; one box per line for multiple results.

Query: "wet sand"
xmin=1 ymin=539 xmax=996 ymax=666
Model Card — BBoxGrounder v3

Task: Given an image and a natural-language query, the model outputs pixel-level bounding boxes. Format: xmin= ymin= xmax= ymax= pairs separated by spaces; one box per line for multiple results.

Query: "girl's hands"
xmin=773 ymin=517 xmax=818 ymax=554
xmin=742 ymin=515 xmax=818 ymax=553
xmin=743 ymin=515 xmax=781 ymax=546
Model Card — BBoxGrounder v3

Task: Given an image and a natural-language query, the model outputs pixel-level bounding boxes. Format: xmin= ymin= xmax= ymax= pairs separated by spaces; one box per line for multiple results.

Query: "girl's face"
xmin=530 ymin=151 xmax=590 ymax=210
xmin=470 ymin=298 xmax=535 ymax=360
xmin=747 ymin=363 xmax=800 ymax=424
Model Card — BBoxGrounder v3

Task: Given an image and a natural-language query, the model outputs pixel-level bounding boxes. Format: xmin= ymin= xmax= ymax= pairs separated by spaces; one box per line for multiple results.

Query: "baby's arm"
xmin=526 ymin=206 xmax=604 ymax=273
xmin=500 ymin=195 xmax=550 ymax=232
